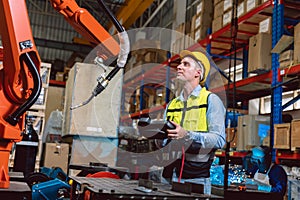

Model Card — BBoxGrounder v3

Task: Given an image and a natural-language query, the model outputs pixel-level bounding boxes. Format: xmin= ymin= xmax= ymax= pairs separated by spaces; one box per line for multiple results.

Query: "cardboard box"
xmin=55 ymin=72 xmax=65 ymax=82
xmin=195 ymin=12 xmax=213 ymax=29
xmin=294 ymin=43 xmax=300 ymax=64
xmin=68 ymin=136 xmax=118 ymax=176
xmin=263 ymin=135 xmax=270 ymax=146
xmin=248 ymin=33 xmax=272 ymax=72
xmin=279 ymin=49 xmax=294 ymax=69
xmin=226 ymin=128 xmax=238 ymax=148
xmin=237 ymin=1 xmax=246 ymax=18
xmin=279 ymin=49 xmax=294 ymax=62
xmin=191 ymin=15 xmax=197 ymax=32
xmin=196 ymin=0 xmax=213 ymax=16
xmin=175 ymin=23 xmax=185 ymax=36
xmin=280 ymin=60 xmax=294 ymax=69
xmin=291 ymin=119 xmax=300 ymax=150
xmin=259 ymin=17 xmax=272 ymax=34
xmin=224 ymin=0 xmax=232 ymax=12
xmin=274 ymin=123 xmax=290 ymax=149
xmin=214 ymin=0 xmax=223 ymax=5
xmin=223 ymin=10 xmax=232 ymax=26
xmin=271 ymin=35 xmax=294 ymax=54
xmin=143 ymin=50 xmax=167 ymax=63
xmin=171 ymin=37 xmax=184 ymax=53
xmin=214 ymin=1 xmax=224 ymax=19
xmin=132 ymin=39 xmax=161 ymax=50
xmin=246 ymin=0 xmax=261 ymax=12
xmin=224 ymin=0 xmax=244 ymax=13
xmin=294 ymin=23 xmax=300 ymax=42
xmin=294 ymin=23 xmax=300 ymax=64
xmin=63 ymin=63 xmax=123 ymax=137
xmin=237 ymin=115 xmax=270 ymax=151
xmin=185 ymin=34 xmax=195 ymax=49
xmin=212 ymin=15 xmax=223 ymax=33
xmin=194 ymin=26 xmax=210 ymax=41
xmin=42 ymin=143 xmax=69 ymax=173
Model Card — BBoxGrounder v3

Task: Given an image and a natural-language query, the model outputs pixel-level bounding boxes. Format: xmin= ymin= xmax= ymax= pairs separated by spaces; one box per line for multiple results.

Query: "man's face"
xmin=177 ymin=56 xmax=201 ymax=82
xmin=251 ymin=156 xmax=268 ymax=172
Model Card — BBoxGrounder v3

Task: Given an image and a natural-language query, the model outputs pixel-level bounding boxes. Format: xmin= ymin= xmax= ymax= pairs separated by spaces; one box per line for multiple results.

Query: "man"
xmin=159 ymin=50 xmax=226 ymax=195
xmin=250 ymin=145 xmax=287 ymax=199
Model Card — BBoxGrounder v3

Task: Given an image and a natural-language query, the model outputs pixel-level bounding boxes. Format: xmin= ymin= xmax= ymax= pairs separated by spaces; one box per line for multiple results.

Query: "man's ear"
xmin=195 ymin=67 xmax=201 ymax=79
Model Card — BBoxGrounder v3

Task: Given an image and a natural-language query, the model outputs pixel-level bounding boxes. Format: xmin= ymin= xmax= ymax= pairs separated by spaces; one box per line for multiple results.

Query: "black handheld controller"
xmin=161 ymin=120 xmax=176 ymax=135
xmin=163 ymin=120 xmax=176 ymax=130
xmin=159 ymin=120 xmax=175 ymax=139
xmin=137 ymin=117 xmax=175 ymax=139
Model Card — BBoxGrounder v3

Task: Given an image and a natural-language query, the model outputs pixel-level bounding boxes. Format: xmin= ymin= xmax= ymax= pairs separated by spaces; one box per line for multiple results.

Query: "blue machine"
xmin=28 ymin=167 xmax=71 ymax=200
xmin=32 ymin=178 xmax=70 ymax=200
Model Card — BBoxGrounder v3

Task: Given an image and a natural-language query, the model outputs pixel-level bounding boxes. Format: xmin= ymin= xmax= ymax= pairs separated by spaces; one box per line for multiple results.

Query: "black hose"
xmin=106 ymin=65 xmax=121 ymax=81
xmin=5 ymin=52 xmax=42 ymax=126
xmin=96 ymin=0 xmax=125 ymax=33
xmin=224 ymin=0 xmax=239 ymax=192
xmin=94 ymin=0 xmax=124 ymax=95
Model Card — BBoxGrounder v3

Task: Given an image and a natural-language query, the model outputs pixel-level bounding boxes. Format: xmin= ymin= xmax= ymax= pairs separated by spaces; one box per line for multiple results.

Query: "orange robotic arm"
xmin=49 ymin=0 xmax=120 ymax=58
xmin=0 ymin=0 xmax=42 ymax=188
xmin=0 ymin=0 xmax=126 ymax=189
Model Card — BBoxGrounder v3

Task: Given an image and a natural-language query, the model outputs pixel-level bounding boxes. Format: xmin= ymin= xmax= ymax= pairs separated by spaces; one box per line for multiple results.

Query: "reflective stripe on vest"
xmin=166 ymin=87 xmax=210 ymax=132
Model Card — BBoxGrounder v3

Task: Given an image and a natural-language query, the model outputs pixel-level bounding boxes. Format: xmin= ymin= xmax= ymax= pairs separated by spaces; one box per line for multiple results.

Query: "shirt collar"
xmin=178 ymin=85 xmax=202 ymax=101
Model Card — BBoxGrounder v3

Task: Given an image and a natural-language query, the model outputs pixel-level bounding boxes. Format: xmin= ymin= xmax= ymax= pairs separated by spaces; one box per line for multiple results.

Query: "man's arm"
xmin=269 ymin=165 xmax=287 ymax=196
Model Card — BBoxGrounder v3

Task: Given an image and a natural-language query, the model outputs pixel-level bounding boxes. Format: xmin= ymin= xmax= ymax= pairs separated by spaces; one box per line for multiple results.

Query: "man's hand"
xmin=166 ymin=121 xmax=188 ymax=139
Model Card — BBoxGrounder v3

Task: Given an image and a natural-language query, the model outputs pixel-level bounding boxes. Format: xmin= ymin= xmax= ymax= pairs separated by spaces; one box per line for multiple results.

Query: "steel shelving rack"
xmin=120 ymin=0 xmax=300 ymax=161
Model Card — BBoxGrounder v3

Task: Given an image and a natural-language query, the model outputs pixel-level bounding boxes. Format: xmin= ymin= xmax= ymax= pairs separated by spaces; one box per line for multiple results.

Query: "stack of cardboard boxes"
xmin=173 ymin=0 xmax=214 ymax=52
xmin=279 ymin=49 xmax=294 ymax=69
xmin=212 ymin=0 xmax=223 ymax=33
xmin=248 ymin=17 xmax=300 ymax=72
xmin=273 ymin=119 xmax=300 ymax=151
xmin=193 ymin=0 xmax=213 ymax=41
xmin=248 ymin=16 xmax=272 ymax=73
xmin=212 ymin=0 xmax=264 ymax=33
xmin=126 ymin=39 xmax=168 ymax=114
xmin=274 ymin=22 xmax=300 ymax=70
xmin=212 ymin=0 xmax=245 ymax=33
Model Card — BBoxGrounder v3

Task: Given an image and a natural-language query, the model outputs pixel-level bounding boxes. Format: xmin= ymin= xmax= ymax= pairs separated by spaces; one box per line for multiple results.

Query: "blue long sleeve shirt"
xmin=268 ymin=164 xmax=287 ymax=197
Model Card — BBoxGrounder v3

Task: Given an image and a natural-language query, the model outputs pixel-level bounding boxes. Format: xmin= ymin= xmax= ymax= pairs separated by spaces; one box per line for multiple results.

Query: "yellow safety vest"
xmin=166 ymin=87 xmax=210 ymax=132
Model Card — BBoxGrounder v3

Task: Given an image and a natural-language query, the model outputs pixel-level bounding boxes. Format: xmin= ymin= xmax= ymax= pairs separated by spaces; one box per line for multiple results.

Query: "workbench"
xmin=0 ymin=181 xmax=31 ymax=200
xmin=70 ymin=176 xmax=223 ymax=200
xmin=69 ymin=163 xmax=128 ymax=178
xmin=224 ymin=188 xmax=283 ymax=200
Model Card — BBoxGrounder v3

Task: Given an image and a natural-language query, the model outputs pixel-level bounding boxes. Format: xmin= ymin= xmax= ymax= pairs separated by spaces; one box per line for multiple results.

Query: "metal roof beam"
xmin=34 ymin=38 xmax=92 ymax=54
xmin=109 ymin=0 xmax=154 ymax=32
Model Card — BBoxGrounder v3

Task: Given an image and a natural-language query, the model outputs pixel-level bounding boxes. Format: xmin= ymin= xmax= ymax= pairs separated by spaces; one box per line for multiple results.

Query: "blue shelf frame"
xmin=270 ymin=0 xmax=284 ymax=159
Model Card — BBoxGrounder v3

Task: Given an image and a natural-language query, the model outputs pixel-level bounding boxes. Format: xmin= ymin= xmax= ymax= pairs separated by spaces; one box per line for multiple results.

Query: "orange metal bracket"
xmin=49 ymin=0 xmax=120 ymax=58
